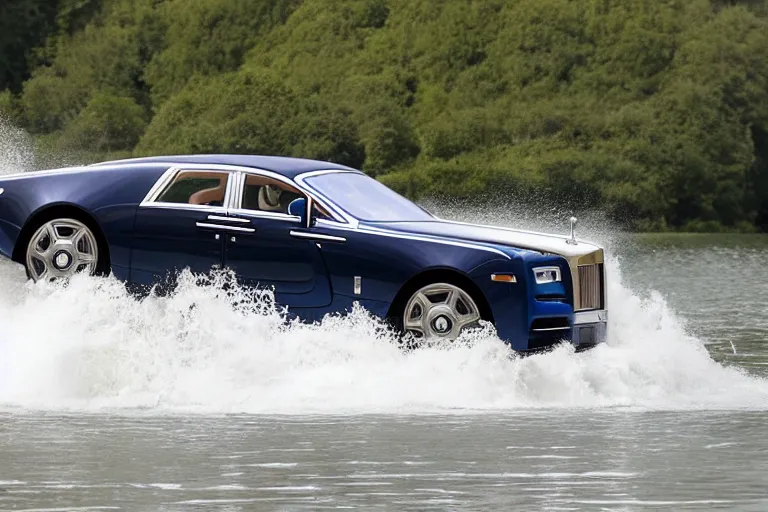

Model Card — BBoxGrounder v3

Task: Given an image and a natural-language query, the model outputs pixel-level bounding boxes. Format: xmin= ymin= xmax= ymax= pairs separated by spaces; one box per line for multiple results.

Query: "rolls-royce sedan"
xmin=0 ymin=155 xmax=607 ymax=352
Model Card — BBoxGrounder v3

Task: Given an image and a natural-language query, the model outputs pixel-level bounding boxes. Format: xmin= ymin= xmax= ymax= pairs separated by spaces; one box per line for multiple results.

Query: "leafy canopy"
xmin=2 ymin=0 xmax=768 ymax=231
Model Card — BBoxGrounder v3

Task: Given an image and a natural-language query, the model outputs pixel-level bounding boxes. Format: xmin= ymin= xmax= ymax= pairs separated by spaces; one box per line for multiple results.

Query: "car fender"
xmin=0 ymin=164 xmax=168 ymax=270
xmin=315 ymin=225 xmax=524 ymax=307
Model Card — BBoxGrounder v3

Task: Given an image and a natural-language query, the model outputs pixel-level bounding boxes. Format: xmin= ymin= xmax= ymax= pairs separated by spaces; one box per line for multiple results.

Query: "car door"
xmin=130 ymin=168 xmax=235 ymax=287
xmin=222 ymin=171 xmax=332 ymax=308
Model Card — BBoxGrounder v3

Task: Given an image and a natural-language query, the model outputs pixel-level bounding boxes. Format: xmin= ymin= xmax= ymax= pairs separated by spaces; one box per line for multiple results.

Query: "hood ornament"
xmin=566 ymin=216 xmax=578 ymax=245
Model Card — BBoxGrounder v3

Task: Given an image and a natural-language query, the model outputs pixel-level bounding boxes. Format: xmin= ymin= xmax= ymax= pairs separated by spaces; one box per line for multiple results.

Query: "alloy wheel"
xmin=403 ymin=283 xmax=481 ymax=340
xmin=25 ymin=218 xmax=99 ymax=282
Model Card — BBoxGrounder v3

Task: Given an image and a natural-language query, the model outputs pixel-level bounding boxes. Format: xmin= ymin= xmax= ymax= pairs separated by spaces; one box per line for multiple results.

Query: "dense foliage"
xmin=2 ymin=0 xmax=768 ymax=231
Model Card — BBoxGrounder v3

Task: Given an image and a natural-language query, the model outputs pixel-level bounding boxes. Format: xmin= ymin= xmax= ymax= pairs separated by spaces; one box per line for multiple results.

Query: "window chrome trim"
xmin=241 ymin=167 xmax=304 ymax=187
xmin=223 ymin=171 xmax=235 ymax=208
xmin=227 ymin=171 xmax=243 ymax=210
xmin=195 ymin=222 xmax=255 ymax=233
xmin=139 ymin=202 xmax=228 ymax=213
xmin=304 ymin=196 xmax=314 ymax=229
xmin=237 ymin=171 xmax=245 ymax=209
xmin=294 ymin=169 xmax=362 ymax=228
xmin=207 ymin=214 xmax=251 ymax=224
xmin=297 ymin=169 xmax=357 ymax=178
xmin=228 ymin=208 xmax=302 ymax=223
xmin=140 ymin=167 xmax=179 ymax=204
xmin=140 ymin=166 xmax=237 ymax=210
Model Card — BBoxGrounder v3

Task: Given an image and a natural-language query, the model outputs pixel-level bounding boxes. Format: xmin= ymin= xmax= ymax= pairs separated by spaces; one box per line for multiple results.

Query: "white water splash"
xmin=0 ymin=116 xmax=766 ymax=414
xmin=0 ymin=116 xmax=34 ymax=174
xmin=0 ymin=257 xmax=766 ymax=414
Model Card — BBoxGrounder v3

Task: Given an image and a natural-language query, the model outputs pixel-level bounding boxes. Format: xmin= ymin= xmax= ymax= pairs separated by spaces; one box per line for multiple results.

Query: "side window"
xmin=157 ymin=171 xmax=229 ymax=207
xmin=241 ymin=175 xmax=305 ymax=215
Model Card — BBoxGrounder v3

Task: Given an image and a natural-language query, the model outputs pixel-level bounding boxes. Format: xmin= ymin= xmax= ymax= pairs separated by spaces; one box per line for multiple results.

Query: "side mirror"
xmin=288 ymin=197 xmax=314 ymax=228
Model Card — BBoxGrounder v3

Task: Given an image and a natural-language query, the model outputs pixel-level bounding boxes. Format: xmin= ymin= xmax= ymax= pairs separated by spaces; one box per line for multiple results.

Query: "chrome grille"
xmin=577 ymin=264 xmax=602 ymax=310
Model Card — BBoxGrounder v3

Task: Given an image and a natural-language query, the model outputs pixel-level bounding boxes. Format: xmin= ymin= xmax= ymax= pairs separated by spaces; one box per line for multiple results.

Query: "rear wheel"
xmin=25 ymin=218 xmax=99 ymax=282
xmin=402 ymin=283 xmax=482 ymax=341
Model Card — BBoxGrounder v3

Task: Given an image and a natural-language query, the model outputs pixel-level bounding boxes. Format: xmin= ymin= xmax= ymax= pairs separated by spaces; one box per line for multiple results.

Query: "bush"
xmin=4 ymin=0 xmax=768 ymax=231
xmin=144 ymin=0 xmax=302 ymax=105
xmin=60 ymin=92 xmax=147 ymax=152
xmin=0 ymin=90 xmax=21 ymax=124
xmin=137 ymin=69 xmax=364 ymax=167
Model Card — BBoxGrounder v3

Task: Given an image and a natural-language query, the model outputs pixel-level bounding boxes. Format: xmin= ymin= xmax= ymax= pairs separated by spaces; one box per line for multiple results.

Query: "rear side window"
xmin=157 ymin=171 xmax=229 ymax=207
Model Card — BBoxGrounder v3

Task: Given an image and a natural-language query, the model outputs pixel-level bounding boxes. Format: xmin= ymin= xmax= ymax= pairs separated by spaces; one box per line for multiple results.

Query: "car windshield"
xmin=303 ymin=172 xmax=433 ymax=222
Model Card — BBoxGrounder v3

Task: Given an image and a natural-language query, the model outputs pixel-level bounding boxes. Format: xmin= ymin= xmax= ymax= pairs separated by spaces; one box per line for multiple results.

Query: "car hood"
xmin=364 ymin=220 xmax=602 ymax=259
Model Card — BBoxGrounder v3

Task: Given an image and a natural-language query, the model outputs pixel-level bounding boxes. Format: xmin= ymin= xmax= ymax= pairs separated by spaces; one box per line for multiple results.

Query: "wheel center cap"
xmin=434 ymin=315 xmax=451 ymax=334
xmin=53 ymin=251 xmax=72 ymax=270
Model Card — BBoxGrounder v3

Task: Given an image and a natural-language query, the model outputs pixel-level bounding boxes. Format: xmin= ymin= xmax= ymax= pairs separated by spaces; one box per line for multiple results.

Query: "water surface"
xmin=1 ymin=233 xmax=767 ymax=510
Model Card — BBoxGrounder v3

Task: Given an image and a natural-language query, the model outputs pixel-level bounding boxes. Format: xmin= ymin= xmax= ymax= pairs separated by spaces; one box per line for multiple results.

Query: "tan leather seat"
xmin=189 ymin=184 xmax=225 ymax=205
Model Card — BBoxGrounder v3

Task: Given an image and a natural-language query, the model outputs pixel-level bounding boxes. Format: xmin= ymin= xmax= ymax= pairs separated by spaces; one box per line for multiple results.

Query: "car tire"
xmin=24 ymin=217 xmax=102 ymax=282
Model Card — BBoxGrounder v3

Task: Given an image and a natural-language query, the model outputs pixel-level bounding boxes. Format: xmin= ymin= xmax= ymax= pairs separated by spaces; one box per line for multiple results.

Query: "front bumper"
xmin=524 ymin=309 xmax=608 ymax=352
xmin=571 ymin=309 xmax=608 ymax=347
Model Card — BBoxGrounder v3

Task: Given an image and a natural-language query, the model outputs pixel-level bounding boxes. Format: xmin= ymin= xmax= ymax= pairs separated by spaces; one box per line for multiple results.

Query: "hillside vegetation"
xmin=2 ymin=0 xmax=768 ymax=231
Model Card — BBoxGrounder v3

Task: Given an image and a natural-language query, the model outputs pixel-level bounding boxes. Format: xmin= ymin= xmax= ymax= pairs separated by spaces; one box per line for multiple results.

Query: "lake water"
xmin=1 ymin=229 xmax=768 ymax=510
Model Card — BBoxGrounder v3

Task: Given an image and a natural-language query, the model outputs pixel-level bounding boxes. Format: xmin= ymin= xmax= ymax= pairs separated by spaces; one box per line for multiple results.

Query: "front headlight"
xmin=533 ymin=266 xmax=562 ymax=284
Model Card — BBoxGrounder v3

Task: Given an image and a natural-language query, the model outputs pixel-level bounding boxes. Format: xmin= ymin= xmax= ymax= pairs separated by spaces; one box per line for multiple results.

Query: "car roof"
xmin=94 ymin=154 xmax=357 ymax=179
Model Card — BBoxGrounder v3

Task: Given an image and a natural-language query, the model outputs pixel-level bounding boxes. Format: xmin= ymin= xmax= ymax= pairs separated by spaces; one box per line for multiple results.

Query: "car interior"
xmin=241 ymin=175 xmax=303 ymax=214
xmin=158 ymin=171 xmax=229 ymax=206
xmin=155 ymin=170 xmax=333 ymax=219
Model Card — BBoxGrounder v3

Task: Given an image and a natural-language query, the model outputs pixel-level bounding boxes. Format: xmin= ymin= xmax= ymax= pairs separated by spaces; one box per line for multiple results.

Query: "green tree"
xmin=3 ymin=0 xmax=768 ymax=231
xmin=137 ymin=69 xmax=364 ymax=167
xmin=0 ymin=0 xmax=59 ymax=93
xmin=19 ymin=0 xmax=164 ymax=133
xmin=60 ymin=91 xmax=147 ymax=152
xmin=144 ymin=0 xmax=302 ymax=105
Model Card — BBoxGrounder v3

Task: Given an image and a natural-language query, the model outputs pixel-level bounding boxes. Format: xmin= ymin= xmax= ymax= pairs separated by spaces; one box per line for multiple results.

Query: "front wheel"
xmin=402 ymin=283 xmax=482 ymax=341
xmin=25 ymin=218 xmax=100 ymax=282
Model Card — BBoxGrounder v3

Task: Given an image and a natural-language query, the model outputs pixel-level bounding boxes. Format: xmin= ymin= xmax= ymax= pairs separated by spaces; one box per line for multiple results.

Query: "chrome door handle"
xmin=196 ymin=222 xmax=255 ymax=233
xmin=289 ymin=230 xmax=346 ymax=243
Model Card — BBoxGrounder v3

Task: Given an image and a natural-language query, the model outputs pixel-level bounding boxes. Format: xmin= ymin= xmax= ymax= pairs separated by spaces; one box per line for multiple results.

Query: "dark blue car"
xmin=0 ymin=155 xmax=607 ymax=351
